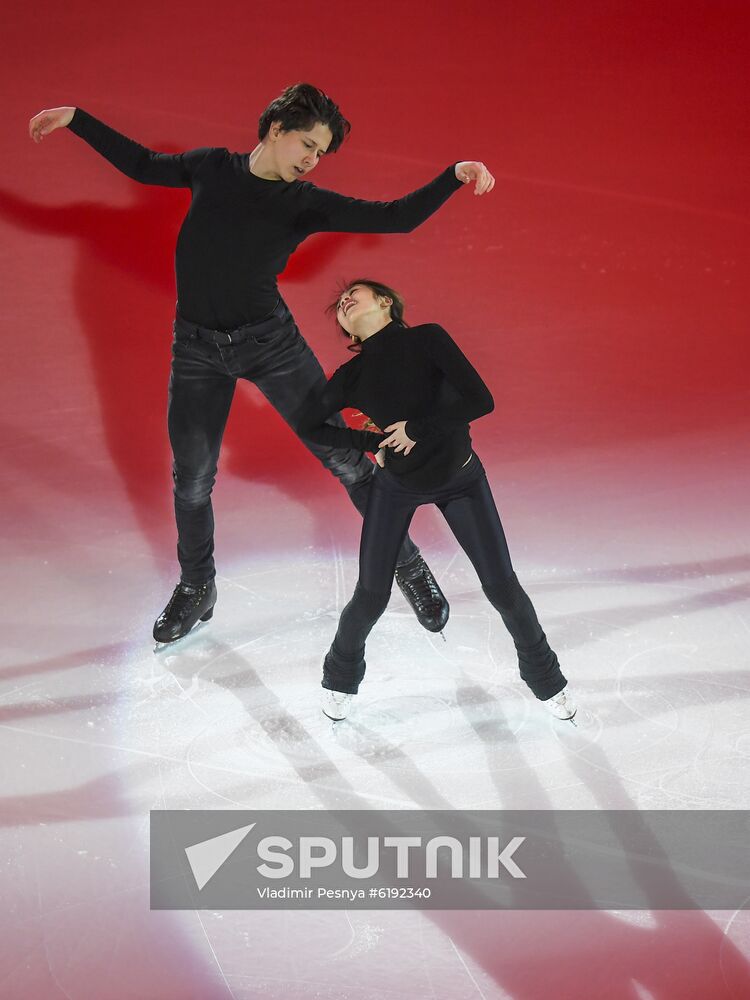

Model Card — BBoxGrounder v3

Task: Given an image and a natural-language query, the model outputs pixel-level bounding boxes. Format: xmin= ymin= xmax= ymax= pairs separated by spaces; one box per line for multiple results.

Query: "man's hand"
xmin=455 ymin=161 xmax=495 ymax=195
xmin=379 ymin=421 xmax=416 ymax=455
xmin=29 ymin=107 xmax=76 ymax=143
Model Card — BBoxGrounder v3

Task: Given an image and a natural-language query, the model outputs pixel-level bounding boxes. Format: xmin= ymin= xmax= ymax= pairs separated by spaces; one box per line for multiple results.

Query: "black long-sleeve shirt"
xmin=294 ymin=321 xmax=495 ymax=491
xmin=66 ymin=108 xmax=464 ymax=330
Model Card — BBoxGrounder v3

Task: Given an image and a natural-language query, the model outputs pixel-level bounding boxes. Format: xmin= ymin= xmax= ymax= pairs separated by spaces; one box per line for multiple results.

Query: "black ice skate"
xmin=395 ymin=552 xmax=449 ymax=633
xmin=153 ymin=580 xmax=217 ymax=645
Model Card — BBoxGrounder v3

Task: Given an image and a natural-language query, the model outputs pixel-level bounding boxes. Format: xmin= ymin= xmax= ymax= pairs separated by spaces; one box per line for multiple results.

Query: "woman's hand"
xmin=29 ymin=107 xmax=76 ymax=143
xmin=455 ymin=161 xmax=495 ymax=195
xmin=379 ymin=421 xmax=416 ymax=455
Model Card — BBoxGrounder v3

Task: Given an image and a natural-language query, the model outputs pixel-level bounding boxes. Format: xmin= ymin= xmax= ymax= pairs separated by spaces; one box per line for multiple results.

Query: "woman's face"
xmin=336 ymin=284 xmax=392 ymax=335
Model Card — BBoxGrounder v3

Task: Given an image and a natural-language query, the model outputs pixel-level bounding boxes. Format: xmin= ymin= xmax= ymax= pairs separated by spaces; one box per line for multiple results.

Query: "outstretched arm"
xmin=293 ymin=367 xmax=383 ymax=453
xmin=297 ymin=161 xmax=494 ymax=236
xmin=29 ymin=106 xmax=210 ymax=187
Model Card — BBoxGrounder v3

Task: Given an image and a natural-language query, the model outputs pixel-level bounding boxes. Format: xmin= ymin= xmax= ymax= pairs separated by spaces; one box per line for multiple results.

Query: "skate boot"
xmin=153 ymin=580 xmax=217 ymax=644
xmin=322 ymin=689 xmax=355 ymax=721
xmin=394 ymin=553 xmax=449 ymax=633
xmin=542 ymin=686 xmax=577 ymax=721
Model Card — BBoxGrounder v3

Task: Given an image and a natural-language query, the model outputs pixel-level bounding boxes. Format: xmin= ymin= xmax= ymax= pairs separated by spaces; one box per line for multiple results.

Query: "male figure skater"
xmin=29 ymin=84 xmax=495 ymax=643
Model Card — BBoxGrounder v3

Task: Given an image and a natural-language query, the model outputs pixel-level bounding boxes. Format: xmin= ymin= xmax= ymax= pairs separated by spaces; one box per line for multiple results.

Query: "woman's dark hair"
xmin=258 ymin=83 xmax=351 ymax=152
xmin=326 ymin=279 xmax=408 ymax=352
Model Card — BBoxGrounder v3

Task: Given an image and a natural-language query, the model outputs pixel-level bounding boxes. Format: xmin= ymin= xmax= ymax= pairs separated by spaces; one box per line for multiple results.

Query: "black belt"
xmin=174 ymin=298 xmax=287 ymax=346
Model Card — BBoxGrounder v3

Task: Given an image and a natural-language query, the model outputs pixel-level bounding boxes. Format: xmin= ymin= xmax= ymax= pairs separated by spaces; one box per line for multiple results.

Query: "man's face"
xmin=270 ymin=121 xmax=333 ymax=181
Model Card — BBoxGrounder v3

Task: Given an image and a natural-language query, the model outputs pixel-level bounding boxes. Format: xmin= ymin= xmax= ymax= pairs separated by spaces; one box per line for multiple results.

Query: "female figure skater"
xmin=28 ymin=84 xmax=494 ymax=643
xmin=294 ymin=280 xmax=576 ymax=722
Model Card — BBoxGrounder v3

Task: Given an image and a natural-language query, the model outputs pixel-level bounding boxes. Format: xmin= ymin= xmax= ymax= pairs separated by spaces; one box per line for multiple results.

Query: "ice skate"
xmin=322 ymin=689 xmax=355 ymax=721
xmin=543 ymin=686 xmax=577 ymax=722
xmin=153 ymin=580 xmax=217 ymax=646
xmin=395 ymin=552 xmax=449 ymax=632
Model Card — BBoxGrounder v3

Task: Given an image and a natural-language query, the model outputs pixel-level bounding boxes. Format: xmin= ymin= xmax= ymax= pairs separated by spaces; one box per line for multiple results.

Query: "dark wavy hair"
xmin=257 ymin=83 xmax=351 ymax=152
xmin=326 ymin=278 xmax=408 ymax=352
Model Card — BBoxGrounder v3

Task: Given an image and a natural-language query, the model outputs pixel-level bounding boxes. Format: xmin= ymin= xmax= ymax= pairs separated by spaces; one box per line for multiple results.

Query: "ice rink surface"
xmin=3 ymin=423 xmax=749 ymax=999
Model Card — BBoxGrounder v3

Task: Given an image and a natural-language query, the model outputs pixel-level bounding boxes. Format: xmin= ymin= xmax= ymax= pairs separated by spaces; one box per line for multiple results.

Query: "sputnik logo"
xmin=185 ymin=823 xmax=256 ymax=890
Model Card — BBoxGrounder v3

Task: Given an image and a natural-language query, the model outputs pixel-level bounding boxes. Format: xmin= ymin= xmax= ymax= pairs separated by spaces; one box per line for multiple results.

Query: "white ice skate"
xmin=543 ymin=687 xmax=577 ymax=721
xmin=322 ymin=689 xmax=355 ymax=721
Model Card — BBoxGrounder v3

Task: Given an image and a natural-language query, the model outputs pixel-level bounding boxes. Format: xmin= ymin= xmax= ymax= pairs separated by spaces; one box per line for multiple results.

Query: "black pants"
xmin=168 ymin=298 xmax=418 ymax=583
xmin=323 ymin=453 xmax=566 ymax=700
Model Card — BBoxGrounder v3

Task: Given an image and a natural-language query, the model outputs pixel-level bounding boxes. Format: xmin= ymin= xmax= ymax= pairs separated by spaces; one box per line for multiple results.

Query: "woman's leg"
xmin=323 ymin=474 xmax=417 ymax=695
xmin=436 ymin=461 xmax=567 ymax=700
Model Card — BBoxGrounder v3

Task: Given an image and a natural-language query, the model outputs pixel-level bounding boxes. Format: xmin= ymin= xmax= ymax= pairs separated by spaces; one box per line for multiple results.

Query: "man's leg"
xmin=436 ymin=458 xmax=568 ymax=702
xmin=251 ymin=324 xmax=394 ymax=518
xmin=153 ymin=336 xmax=235 ymax=642
xmin=249 ymin=314 xmax=449 ymax=630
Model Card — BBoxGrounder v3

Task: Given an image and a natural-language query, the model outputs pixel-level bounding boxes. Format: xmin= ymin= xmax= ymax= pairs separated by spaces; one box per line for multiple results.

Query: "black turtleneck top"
xmin=294 ymin=321 xmax=495 ymax=491
xmin=66 ymin=108 xmax=464 ymax=330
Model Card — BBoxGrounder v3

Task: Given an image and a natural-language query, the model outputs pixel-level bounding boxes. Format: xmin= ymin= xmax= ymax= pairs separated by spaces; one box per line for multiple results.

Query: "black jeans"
xmin=323 ymin=453 xmax=566 ymax=700
xmin=168 ymin=298 xmax=418 ymax=583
